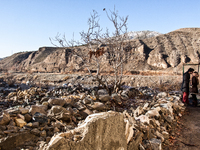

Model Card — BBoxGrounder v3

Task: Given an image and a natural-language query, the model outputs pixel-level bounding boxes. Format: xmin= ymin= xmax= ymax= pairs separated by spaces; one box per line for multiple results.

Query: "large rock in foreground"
xmin=44 ymin=111 xmax=126 ymax=150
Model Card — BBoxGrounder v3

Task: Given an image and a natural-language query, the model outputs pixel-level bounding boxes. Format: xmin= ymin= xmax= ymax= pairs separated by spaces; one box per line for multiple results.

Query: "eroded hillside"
xmin=0 ymin=28 xmax=200 ymax=74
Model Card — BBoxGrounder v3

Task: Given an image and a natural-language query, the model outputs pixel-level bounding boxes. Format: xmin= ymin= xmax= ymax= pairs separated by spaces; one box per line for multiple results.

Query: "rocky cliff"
xmin=143 ymin=28 xmax=200 ymax=68
xmin=1 ymin=28 xmax=200 ymax=73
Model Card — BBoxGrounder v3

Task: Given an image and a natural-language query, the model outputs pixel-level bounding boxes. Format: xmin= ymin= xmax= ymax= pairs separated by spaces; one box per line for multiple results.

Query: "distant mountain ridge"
xmin=127 ymin=30 xmax=162 ymax=40
xmin=0 ymin=28 xmax=200 ymax=74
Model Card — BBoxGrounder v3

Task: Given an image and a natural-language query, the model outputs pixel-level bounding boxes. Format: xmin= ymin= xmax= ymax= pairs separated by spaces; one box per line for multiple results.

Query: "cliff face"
xmin=0 ymin=47 xmax=71 ymax=73
xmin=143 ymin=28 xmax=200 ymax=68
xmin=1 ymin=28 xmax=200 ymax=73
xmin=21 ymin=47 xmax=70 ymax=73
xmin=0 ymin=52 xmax=32 ymax=71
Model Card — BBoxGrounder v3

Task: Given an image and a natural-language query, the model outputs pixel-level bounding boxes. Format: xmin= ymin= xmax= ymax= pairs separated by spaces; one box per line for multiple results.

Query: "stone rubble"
xmin=0 ymin=78 xmax=185 ymax=150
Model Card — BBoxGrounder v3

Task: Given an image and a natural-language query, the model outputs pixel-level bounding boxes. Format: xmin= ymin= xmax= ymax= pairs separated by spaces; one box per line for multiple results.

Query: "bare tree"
xmin=50 ymin=8 xmax=133 ymax=95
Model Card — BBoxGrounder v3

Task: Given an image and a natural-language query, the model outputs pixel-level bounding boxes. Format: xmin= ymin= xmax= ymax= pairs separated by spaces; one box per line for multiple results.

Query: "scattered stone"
xmin=88 ymin=102 xmax=106 ymax=111
xmin=29 ymin=105 xmax=48 ymax=115
xmin=112 ymin=93 xmax=122 ymax=104
xmin=0 ymin=112 xmax=10 ymax=125
xmin=6 ymin=125 xmax=18 ymax=131
xmin=24 ymin=114 xmax=32 ymax=122
xmin=157 ymin=92 xmax=167 ymax=98
xmin=99 ymin=95 xmax=111 ymax=102
xmin=15 ymin=118 xmax=27 ymax=127
xmin=48 ymin=98 xmax=66 ymax=107
xmin=40 ymin=130 xmax=47 ymax=137
xmin=41 ymin=97 xmax=50 ymax=103
xmin=155 ymin=130 xmax=165 ymax=142
xmin=17 ymin=114 xmax=25 ymax=120
xmin=162 ymin=131 xmax=169 ymax=140
xmin=19 ymin=108 xmax=29 ymax=114
xmin=54 ymin=127 xmax=60 ymax=133
xmin=31 ymin=128 xmax=40 ymax=136
xmin=79 ymin=108 xmax=93 ymax=119
xmin=8 ymin=119 xmax=16 ymax=126
xmin=122 ymin=87 xmax=139 ymax=98
xmin=146 ymin=109 xmax=160 ymax=118
xmin=46 ymin=137 xmax=51 ymax=143
xmin=79 ymin=93 xmax=86 ymax=100
xmin=48 ymin=106 xmax=72 ymax=123
xmin=59 ymin=112 xmax=72 ymax=123
xmin=32 ymin=112 xmax=48 ymax=124
xmin=82 ymin=98 xmax=92 ymax=104
xmin=26 ymin=123 xmax=33 ymax=127
xmin=32 ymin=122 xmax=39 ymax=128
xmin=134 ymin=106 xmax=143 ymax=117
xmin=149 ymin=138 xmax=162 ymax=150
xmin=42 ymin=101 xmax=49 ymax=106
xmin=64 ymin=96 xmax=76 ymax=106
xmin=74 ymin=102 xmax=86 ymax=111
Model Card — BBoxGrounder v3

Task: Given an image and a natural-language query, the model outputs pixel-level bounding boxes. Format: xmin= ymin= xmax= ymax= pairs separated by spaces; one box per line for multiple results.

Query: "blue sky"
xmin=0 ymin=0 xmax=199 ymax=58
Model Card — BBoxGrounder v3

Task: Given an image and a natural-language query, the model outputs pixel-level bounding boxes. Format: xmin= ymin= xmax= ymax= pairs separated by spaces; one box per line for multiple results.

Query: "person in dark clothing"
xmin=181 ymin=68 xmax=194 ymax=104
xmin=191 ymin=71 xmax=199 ymax=106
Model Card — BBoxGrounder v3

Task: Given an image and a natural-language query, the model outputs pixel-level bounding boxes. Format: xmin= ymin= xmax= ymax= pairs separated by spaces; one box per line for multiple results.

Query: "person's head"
xmin=193 ymin=71 xmax=199 ymax=77
xmin=188 ymin=68 xmax=194 ymax=74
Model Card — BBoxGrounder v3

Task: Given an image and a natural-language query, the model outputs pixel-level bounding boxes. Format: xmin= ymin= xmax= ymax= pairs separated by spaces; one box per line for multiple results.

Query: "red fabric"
xmin=182 ymin=92 xmax=189 ymax=104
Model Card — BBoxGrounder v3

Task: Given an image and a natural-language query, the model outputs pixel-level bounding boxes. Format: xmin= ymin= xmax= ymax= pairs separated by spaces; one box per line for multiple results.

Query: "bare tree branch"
xmin=50 ymin=7 xmax=134 ymax=95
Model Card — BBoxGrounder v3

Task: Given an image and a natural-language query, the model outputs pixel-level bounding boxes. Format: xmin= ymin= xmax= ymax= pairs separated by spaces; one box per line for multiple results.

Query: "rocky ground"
xmin=0 ymin=72 xmax=197 ymax=150
xmin=0 ymin=74 xmax=186 ymax=150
